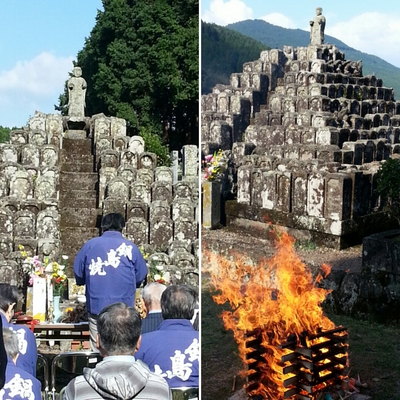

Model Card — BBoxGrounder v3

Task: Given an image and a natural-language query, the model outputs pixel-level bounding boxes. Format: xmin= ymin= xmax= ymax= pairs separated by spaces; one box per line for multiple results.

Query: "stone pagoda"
xmin=201 ymin=21 xmax=400 ymax=248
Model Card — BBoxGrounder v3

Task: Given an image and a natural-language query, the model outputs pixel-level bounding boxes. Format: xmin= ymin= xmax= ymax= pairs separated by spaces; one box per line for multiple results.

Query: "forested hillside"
xmin=201 ymin=21 xmax=268 ymax=94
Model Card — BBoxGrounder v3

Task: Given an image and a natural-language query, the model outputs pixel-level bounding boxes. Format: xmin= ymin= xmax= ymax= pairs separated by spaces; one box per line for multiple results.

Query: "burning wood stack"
xmin=245 ymin=326 xmax=348 ymax=399
xmin=207 ymin=228 xmax=349 ymax=400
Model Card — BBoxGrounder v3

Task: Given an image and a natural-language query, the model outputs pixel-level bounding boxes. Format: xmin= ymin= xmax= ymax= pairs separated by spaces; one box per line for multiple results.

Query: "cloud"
xmin=328 ymin=12 xmax=400 ymax=68
xmin=260 ymin=13 xmax=296 ymax=29
xmin=0 ymin=52 xmax=74 ymax=127
xmin=202 ymin=0 xmax=253 ymax=26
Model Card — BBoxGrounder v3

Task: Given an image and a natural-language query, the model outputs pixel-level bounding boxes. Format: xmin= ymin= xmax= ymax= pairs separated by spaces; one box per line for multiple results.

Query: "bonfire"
xmin=207 ymin=229 xmax=349 ymax=400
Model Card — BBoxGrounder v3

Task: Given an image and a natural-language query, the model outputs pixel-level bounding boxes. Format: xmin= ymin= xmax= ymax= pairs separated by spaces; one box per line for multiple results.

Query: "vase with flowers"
xmin=19 ymin=245 xmax=68 ymax=322
xmin=202 ymin=149 xmax=228 ymax=229
xmin=46 ymin=258 xmax=68 ymax=322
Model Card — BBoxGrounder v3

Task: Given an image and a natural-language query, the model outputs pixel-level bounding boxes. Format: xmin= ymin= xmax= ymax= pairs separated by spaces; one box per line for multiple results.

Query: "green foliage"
xmin=375 ymin=157 xmax=400 ymax=224
xmin=201 ymin=21 xmax=267 ymax=94
xmin=57 ymin=0 xmax=199 ymax=149
xmin=0 ymin=126 xmax=11 ymax=143
xmin=140 ymin=127 xmax=170 ymax=167
xmin=226 ymin=19 xmax=400 ymax=99
xmin=0 ymin=126 xmax=21 ymax=143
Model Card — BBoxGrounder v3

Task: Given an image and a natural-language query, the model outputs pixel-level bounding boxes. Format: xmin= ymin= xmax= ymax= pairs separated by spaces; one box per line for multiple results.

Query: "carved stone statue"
xmin=309 ymin=7 xmax=326 ymax=45
xmin=67 ymin=66 xmax=87 ymax=118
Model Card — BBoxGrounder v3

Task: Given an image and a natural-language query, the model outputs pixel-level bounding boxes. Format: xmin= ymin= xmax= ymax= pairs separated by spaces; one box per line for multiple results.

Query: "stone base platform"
xmin=225 ymin=200 xmax=398 ymax=249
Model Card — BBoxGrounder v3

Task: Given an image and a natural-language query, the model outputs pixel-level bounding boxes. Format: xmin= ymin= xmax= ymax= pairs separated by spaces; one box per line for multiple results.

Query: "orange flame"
xmin=207 ymin=230 xmax=337 ymax=399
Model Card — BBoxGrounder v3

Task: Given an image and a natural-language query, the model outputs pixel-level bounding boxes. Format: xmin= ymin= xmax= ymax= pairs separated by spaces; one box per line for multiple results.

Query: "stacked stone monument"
xmin=202 ymin=11 xmax=400 ymax=248
xmin=0 ymin=67 xmax=199 ymax=291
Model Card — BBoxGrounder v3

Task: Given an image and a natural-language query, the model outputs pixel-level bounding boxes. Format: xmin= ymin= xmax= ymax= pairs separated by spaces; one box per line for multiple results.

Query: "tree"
xmin=376 ymin=157 xmax=400 ymax=225
xmin=0 ymin=126 xmax=20 ymax=143
xmin=56 ymin=0 xmax=199 ymax=150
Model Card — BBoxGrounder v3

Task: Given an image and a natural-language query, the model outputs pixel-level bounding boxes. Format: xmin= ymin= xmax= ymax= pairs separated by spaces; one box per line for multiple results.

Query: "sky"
xmin=201 ymin=0 xmax=400 ymax=69
xmin=0 ymin=1 xmax=103 ymax=128
xmin=2 ymin=1 xmax=400 ymax=128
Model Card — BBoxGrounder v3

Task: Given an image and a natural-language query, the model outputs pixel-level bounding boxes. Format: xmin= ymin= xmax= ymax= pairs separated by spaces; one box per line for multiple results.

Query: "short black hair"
xmin=161 ymin=284 xmax=198 ymax=320
xmin=101 ymin=213 xmax=125 ymax=232
xmin=97 ymin=302 xmax=141 ymax=356
xmin=0 ymin=284 xmax=18 ymax=313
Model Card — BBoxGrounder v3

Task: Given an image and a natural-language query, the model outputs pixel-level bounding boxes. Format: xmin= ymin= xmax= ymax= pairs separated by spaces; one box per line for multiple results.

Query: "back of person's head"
xmin=97 ymin=302 xmax=141 ymax=356
xmin=2 ymin=328 xmax=19 ymax=360
xmin=0 ymin=284 xmax=18 ymax=313
xmin=161 ymin=284 xmax=198 ymax=320
xmin=101 ymin=213 xmax=125 ymax=233
xmin=142 ymin=282 xmax=166 ymax=311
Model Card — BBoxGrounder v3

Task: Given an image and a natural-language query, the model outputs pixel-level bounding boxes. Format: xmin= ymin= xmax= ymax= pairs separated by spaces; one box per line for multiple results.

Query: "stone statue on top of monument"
xmin=67 ymin=66 xmax=87 ymax=118
xmin=309 ymin=7 xmax=326 ymax=45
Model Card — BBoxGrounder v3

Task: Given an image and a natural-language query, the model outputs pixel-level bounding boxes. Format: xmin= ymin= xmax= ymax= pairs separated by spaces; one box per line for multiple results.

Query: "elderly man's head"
xmin=161 ymin=285 xmax=198 ymax=320
xmin=142 ymin=282 xmax=166 ymax=312
xmin=96 ymin=302 xmax=142 ymax=356
xmin=2 ymin=328 xmax=19 ymax=363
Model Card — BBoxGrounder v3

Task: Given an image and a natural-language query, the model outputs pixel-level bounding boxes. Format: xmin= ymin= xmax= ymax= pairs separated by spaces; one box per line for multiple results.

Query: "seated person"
xmin=0 ymin=328 xmax=41 ymax=399
xmin=63 ymin=302 xmax=171 ymax=399
xmin=135 ymin=284 xmax=199 ymax=388
xmin=0 ymin=284 xmax=37 ymax=376
xmin=141 ymin=282 xmax=166 ymax=333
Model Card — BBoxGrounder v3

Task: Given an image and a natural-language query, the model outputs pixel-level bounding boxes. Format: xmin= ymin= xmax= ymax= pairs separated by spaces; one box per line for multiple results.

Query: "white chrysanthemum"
xmin=163 ymin=272 xmax=170 ymax=283
xmin=156 ymin=264 xmax=164 ymax=271
xmin=45 ymin=263 xmax=54 ymax=273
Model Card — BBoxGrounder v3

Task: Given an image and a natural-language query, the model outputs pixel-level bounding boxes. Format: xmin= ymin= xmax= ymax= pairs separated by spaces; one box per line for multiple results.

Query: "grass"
xmin=294 ymin=239 xmax=317 ymax=251
xmin=201 ymin=279 xmax=400 ymax=400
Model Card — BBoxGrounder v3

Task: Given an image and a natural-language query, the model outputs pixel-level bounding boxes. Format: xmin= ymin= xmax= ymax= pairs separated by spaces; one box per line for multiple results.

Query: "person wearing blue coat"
xmin=0 ymin=327 xmax=42 ymax=399
xmin=73 ymin=213 xmax=148 ymax=350
xmin=0 ymin=284 xmax=37 ymax=377
xmin=135 ymin=285 xmax=199 ymax=388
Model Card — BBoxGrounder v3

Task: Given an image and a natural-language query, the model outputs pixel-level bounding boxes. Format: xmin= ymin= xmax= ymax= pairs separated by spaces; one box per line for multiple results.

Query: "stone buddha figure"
xmin=309 ymin=7 xmax=326 ymax=45
xmin=67 ymin=66 xmax=87 ymax=118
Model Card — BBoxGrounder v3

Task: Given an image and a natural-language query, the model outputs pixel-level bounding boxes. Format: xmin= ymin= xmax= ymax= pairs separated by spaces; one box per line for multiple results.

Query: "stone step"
xmin=60 ymin=151 xmax=93 ymax=164
xmin=65 ymin=128 xmax=88 ymax=140
xmin=60 ymin=162 xmax=94 ymax=173
xmin=60 ymin=197 xmax=97 ymax=209
xmin=61 ymin=227 xmax=100 ymax=246
xmin=60 ymin=207 xmax=101 ymax=228
xmin=62 ymin=137 xmax=93 ymax=154
xmin=61 ymin=227 xmax=100 ymax=256
xmin=59 ymin=172 xmax=98 ymax=191
xmin=60 ymin=190 xmax=97 ymax=201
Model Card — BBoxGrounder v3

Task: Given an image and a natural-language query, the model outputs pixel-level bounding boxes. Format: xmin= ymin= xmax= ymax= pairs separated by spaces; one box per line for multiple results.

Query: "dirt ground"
xmin=202 ymin=226 xmax=363 ymax=274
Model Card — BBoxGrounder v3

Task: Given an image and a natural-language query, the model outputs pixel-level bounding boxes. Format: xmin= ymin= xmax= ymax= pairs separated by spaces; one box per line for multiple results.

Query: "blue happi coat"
xmin=73 ymin=231 xmax=148 ymax=315
xmin=0 ymin=360 xmax=42 ymax=400
xmin=1 ymin=314 xmax=37 ymax=377
xmin=135 ymin=319 xmax=199 ymax=388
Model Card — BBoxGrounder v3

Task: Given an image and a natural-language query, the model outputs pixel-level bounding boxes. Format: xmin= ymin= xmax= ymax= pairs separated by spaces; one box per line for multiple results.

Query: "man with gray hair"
xmin=141 ymin=282 xmax=166 ymax=334
xmin=63 ymin=302 xmax=171 ymax=399
xmin=0 ymin=328 xmax=42 ymax=399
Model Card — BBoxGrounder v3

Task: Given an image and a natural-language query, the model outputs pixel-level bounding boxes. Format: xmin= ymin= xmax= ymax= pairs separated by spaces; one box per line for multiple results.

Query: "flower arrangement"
xmin=139 ymin=246 xmax=170 ymax=286
xmin=139 ymin=246 xmax=150 ymax=261
xmin=19 ymin=245 xmax=68 ymax=296
xmin=202 ymin=149 xmax=227 ymax=181
xmin=47 ymin=258 xmax=68 ymax=297
xmin=147 ymin=263 xmax=170 ymax=285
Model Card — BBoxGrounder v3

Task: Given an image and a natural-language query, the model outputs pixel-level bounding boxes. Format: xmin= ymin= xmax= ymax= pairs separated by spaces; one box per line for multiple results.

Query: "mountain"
xmin=225 ymin=19 xmax=400 ymax=99
xmin=201 ymin=21 xmax=268 ymax=94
